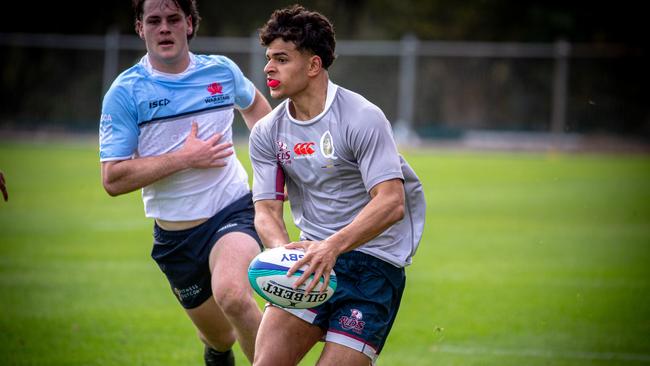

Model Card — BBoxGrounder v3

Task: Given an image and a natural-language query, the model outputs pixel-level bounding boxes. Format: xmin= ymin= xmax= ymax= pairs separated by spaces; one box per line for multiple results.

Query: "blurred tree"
xmin=359 ymin=0 xmax=645 ymax=43
xmin=1 ymin=0 xmax=645 ymax=45
xmin=1 ymin=0 xmax=646 ymax=136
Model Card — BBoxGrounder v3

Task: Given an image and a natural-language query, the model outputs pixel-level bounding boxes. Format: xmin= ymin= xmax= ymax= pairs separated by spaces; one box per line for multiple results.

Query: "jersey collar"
xmin=141 ymin=53 xmax=196 ymax=80
xmin=285 ymin=80 xmax=338 ymax=125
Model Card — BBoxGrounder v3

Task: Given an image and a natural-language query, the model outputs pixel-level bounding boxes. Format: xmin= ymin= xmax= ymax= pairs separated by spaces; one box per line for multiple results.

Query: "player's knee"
xmin=213 ymin=285 xmax=255 ymax=316
xmin=254 ymin=349 xmax=299 ymax=366
xmin=253 ymin=353 xmax=276 ymax=366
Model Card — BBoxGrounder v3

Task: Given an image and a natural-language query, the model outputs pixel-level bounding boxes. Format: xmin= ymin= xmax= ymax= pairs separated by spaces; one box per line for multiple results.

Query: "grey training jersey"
xmin=250 ymin=82 xmax=425 ymax=267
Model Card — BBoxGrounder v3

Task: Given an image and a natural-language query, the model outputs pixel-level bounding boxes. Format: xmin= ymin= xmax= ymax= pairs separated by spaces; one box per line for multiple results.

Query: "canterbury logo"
xmin=293 ymin=142 xmax=316 ymax=155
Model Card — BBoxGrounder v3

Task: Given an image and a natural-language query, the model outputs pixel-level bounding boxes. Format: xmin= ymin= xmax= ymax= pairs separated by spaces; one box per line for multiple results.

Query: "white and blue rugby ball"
xmin=248 ymin=247 xmax=337 ymax=309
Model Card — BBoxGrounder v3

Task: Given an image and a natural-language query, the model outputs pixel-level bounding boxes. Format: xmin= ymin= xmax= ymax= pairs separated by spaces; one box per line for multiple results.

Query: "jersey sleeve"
xmin=99 ymin=85 xmax=139 ymax=162
xmin=348 ymin=106 xmax=404 ymax=192
xmin=250 ymin=121 xmax=286 ymax=201
xmin=221 ymin=56 xmax=256 ymax=110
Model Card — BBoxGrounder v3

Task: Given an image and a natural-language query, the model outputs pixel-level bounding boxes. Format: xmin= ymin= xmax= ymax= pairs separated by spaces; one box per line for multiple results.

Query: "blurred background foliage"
xmin=0 ymin=0 xmax=647 ymax=139
xmin=1 ymin=0 xmax=645 ymax=43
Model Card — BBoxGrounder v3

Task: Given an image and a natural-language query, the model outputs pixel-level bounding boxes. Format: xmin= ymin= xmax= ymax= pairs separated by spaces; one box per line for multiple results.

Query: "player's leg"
xmin=209 ymin=231 xmax=263 ymax=363
xmin=253 ymin=306 xmax=325 ymax=366
xmin=185 ymin=297 xmax=237 ymax=365
xmin=317 ymin=342 xmax=370 ymax=366
xmin=151 ymin=222 xmax=238 ymax=365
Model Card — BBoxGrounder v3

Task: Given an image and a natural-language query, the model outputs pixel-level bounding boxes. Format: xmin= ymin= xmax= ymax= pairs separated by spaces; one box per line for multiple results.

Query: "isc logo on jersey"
xmin=293 ymin=142 xmax=316 ymax=160
xmin=248 ymin=247 xmax=337 ymax=309
xmin=148 ymin=98 xmax=170 ymax=109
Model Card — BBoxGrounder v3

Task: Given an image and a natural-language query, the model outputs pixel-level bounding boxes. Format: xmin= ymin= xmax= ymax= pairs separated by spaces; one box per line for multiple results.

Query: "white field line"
xmin=432 ymin=344 xmax=650 ymax=363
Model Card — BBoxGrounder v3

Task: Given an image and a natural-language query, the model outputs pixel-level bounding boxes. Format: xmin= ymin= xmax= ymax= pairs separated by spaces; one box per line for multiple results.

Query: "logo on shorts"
xmin=217 ymin=222 xmax=238 ymax=232
xmin=339 ymin=308 xmax=365 ymax=334
xmin=173 ymin=284 xmax=201 ymax=301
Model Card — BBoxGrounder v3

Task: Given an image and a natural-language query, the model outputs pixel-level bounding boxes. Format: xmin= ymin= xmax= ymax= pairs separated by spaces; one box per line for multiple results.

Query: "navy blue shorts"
xmin=151 ymin=193 xmax=262 ymax=309
xmin=277 ymin=251 xmax=406 ymax=362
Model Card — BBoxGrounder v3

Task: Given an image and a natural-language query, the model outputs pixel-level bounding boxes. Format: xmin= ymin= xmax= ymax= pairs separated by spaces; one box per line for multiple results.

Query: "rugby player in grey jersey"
xmin=249 ymin=5 xmax=426 ymax=366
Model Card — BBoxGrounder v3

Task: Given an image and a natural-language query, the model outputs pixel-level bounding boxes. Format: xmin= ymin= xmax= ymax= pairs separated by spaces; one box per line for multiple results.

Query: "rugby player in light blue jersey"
xmin=99 ymin=1 xmax=271 ymax=365
xmin=249 ymin=5 xmax=426 ymax=366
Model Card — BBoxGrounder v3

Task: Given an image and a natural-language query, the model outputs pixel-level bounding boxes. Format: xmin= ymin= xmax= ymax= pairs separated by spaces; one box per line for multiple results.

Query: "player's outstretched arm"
xmin=254 ymin=199 xmax=291 ymax=249
xmin=287 ymin=178 xmax=405 ymax=293
xmin=240 ymin=89 xmax=272 ymax=130
xmin=101 ymin=122 xmax=233 ymax=196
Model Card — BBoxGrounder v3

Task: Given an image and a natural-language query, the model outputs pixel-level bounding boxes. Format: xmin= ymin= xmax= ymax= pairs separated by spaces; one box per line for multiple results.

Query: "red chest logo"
xmin=207 ymin=82 xmax=223 ymax=95
xmin=294 ymin=142 xmax=315 ymax=155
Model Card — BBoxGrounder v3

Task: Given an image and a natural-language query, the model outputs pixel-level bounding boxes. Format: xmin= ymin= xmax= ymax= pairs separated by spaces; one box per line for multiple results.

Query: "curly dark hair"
xmin=259 ymin=4 xmax=336 ymax=69
xmin=132 ymin=0 xmax=201 ymax=41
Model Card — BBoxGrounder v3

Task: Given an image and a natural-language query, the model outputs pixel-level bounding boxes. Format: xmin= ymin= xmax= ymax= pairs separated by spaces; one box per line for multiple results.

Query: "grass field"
xmin=1 ymin=140 xmax=649 ymax=365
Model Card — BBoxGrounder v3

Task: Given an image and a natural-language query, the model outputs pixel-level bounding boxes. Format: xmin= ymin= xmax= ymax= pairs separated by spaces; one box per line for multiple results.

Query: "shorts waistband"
xmin=338 ymin=250 xmax=390 ymax=266
xmin=154 ymin=192 xmax=252 ymax=239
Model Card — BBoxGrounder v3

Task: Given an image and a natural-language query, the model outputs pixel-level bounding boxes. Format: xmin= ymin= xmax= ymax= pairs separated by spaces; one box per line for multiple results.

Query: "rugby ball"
xmin=248 ymin=247 xmax=337 ymax=309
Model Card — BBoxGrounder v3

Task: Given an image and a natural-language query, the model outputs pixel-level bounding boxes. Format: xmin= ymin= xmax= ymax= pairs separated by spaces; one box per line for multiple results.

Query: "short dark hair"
xmin=132 ymin=0 xmax=201 ymax=40
xmin=259 ymin=4 xmax=336 ymax=69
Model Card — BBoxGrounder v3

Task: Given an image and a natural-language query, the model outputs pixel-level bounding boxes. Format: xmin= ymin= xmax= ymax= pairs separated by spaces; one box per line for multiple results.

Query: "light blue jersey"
xmin=99 ymin=53 xmax=256 ymax=220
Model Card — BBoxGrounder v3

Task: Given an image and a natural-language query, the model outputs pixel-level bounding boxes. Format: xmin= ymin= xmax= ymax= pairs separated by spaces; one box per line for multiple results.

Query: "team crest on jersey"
xmin=207 ymin=82 xmax=223 ymax=95
xmin=204 ymin=82 xmax=230 ymax=104
xmin=320 ymin=131 xmax=338 ymax=160
xmin=276 ymin=140 xmax=291 ymax=165
xmin=339 ymin=309 xmax=365 ymax=334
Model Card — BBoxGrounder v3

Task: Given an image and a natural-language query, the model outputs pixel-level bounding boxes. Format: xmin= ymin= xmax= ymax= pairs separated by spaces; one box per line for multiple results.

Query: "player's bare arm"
xmin=254 ymin=199 xmax=291 ymax=249
xmin=239 ymin=89 xmax=272 ymax=130
xmin=101 ymin=121 xmax=233 ymax=196
xmin=286 ymin=178 xmax=406 ymax=292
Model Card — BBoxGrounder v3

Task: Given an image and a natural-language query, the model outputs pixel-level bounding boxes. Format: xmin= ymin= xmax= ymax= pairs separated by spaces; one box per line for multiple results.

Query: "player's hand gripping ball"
xmin=248 ymin=247 xmax=337 ymax=309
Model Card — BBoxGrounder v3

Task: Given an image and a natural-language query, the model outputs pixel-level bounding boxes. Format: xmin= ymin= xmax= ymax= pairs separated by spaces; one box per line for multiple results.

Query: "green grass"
xmin=1 ymin=140 xmax=649 ymax=365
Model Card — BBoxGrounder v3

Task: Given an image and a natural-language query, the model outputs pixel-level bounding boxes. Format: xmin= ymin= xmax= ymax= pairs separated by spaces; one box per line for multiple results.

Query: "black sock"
xmin=204 ymin=346 xmax=235 ymax=366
